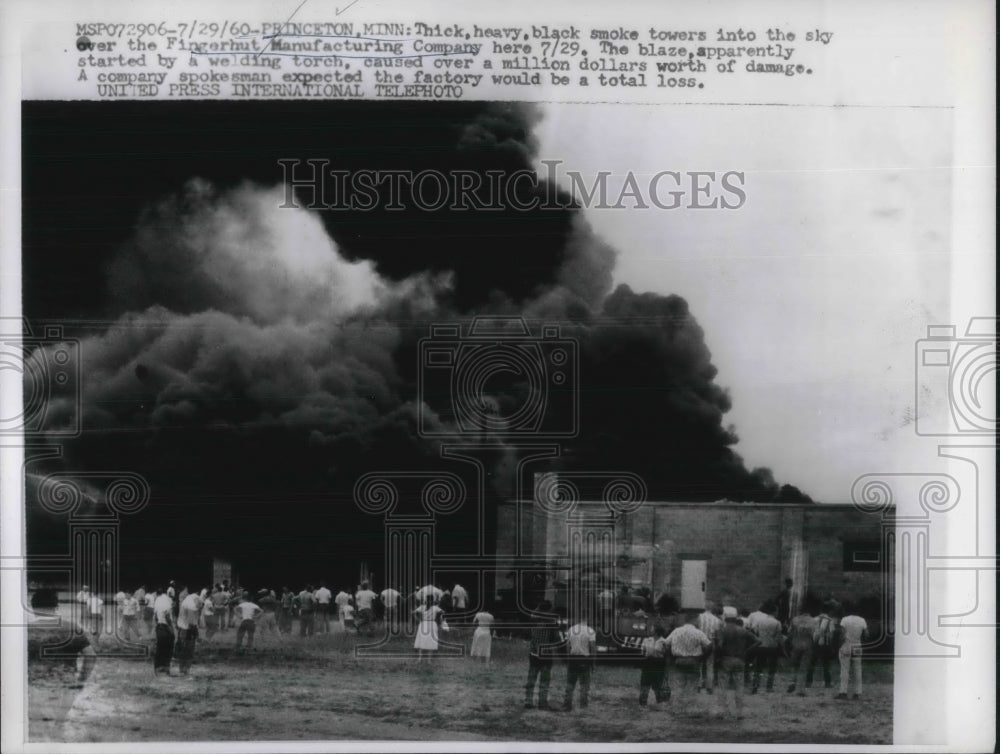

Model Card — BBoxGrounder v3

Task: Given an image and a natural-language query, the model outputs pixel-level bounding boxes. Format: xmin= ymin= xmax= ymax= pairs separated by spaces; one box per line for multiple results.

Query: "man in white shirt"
xmin=836 ymin=608 xmax=869 ymax=700
xmin=143 ymin=590 xmax=156 ymax=634
xmin=416 ymin=584 xmax=443 ymax=605
xmin=380 ymin=586 xmax=401 ymax=629
xmin=451 ymin=583 xmax=469 ymax=610
xmin=202 ymin=589 xmax=218 ymax=639
xmin=750 ymin=606 xmax=784 ymax=693
xmin=745 ymin=604 xmax=769 ymax=634
xmin=314 ymin=583 xmax=333 ymax=634
xmin=85 ymin=592 xmax=104 ymax=639
xmin=175 ymin=588 xmax=203 ymax=675
xmin=355 ymin=582 xmax=377 ymax=636
xmin=133 ymin=585 xmax=147 ymax=634
xmin=743 ymin=603 xmax=770 ymax=686
xmin=334 ymin=588 xmax=352 ymax=627
xmin=664 ymin=613 xmax=712 ymax=703
xmin=120 ymin=591 xmax=140 ymax=642
xmin=213 ymin=586 xmax=230 ymax=633
xmin=562 ymin=615 xmax=597 ymax=711
xmin=235 ymin=592 xmax=263 ymax=650
xmin=297 ymin=585 xmax=316 ymax=637
xmin=152 ymin=587 xmax=175 ymax=675
xmin=76 ymin=585 xmax=91 ymax=631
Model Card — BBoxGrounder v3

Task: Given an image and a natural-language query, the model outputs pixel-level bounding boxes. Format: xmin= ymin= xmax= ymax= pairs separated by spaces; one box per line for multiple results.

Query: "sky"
xmin=534 ymin=103 xmax=953 ymax=502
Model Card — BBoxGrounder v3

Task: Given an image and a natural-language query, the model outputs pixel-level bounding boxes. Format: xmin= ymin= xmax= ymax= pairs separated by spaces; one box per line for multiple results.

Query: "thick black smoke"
xmin=22 ymin=101 xmax=809 ymax=588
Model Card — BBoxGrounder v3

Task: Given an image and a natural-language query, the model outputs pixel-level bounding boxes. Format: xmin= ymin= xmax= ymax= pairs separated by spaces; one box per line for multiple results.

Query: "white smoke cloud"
xmin=64 ymin=181 xmax=458 ymax=442
xmin=107 ymin=179 xmax=386 ymax=325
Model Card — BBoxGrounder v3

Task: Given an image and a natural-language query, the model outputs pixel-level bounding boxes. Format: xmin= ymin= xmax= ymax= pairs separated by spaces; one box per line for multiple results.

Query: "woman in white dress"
xmin=470 ymin=610 xmax=495 ymax=664
xmin=413 ymin=596 xmax=443 ymax=661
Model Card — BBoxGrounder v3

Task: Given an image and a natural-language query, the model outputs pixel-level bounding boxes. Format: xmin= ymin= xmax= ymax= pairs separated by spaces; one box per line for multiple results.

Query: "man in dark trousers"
xmin=562 ymin=613 xmax=597 ymax=711
xmin=524 ymin=600 xmax=560 ymax=710
xmin=297 ymin=584 xmax=316 ymax=637
xmin=639 ymin=625 xmax=669 ymax=707
xmin=808 ymin=602 xmax=840 ymax=689
xmin=174 ymin=587 xmax=202 ymax=677
xmin=751 ymin=604 xmax=783 ymax=693
xmin=152 ymin=587 xmax=175 ymax=675
xmin=715 ymin=607 xmax=760 ymax=720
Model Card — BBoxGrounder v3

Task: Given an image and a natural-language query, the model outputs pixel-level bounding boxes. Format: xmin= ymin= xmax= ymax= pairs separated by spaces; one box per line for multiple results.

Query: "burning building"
xmin=495 ymin=473 xmax=895 ymax=650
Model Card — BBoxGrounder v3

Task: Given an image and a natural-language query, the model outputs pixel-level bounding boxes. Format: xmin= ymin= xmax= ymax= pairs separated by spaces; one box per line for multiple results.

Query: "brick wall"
xmin=650 ymin=505 xmax=785 ymax=610
xmin=802 ymin=506 xmax=891 ymax=611
xmin=495 ymin=501 xmax=892 ymax=621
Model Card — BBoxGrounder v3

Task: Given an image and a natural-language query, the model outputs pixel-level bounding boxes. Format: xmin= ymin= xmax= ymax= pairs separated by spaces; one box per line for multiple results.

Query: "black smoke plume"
xmin=22 ymin=101 xmax=810 ymax=589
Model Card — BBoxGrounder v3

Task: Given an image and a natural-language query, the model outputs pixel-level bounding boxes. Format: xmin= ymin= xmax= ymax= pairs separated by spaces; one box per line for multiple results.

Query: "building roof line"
xmin=506 ymin=499 xmax=896 ymax=511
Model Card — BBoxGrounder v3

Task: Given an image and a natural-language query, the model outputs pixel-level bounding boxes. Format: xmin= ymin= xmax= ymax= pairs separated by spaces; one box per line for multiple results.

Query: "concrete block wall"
xmin=650 ymin=505 xmax=785 ymax=611
xmin=803 ymin=507 xmax=891 ymax=611
xmin=495 ymin=501 xmax=893 ymax=621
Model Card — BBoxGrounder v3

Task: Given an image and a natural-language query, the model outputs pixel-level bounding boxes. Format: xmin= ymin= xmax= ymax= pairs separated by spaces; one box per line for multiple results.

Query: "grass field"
xmin=27 ymin=620 xmax=893 ymax=745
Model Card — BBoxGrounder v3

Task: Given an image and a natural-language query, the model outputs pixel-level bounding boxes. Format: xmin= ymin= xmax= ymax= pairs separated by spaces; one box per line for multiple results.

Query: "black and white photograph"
xmin=1 ymin=1 xmax=994 ymax=751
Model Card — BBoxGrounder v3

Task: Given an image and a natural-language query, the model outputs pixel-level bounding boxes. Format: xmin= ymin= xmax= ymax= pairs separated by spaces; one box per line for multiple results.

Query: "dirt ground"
xmin=27 ymin=621 xmax=893 ymax=745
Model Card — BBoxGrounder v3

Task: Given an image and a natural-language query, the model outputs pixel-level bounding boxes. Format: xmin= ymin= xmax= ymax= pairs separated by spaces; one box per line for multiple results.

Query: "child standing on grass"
xmin=470 ymin=610 xmax=495 ymax=665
